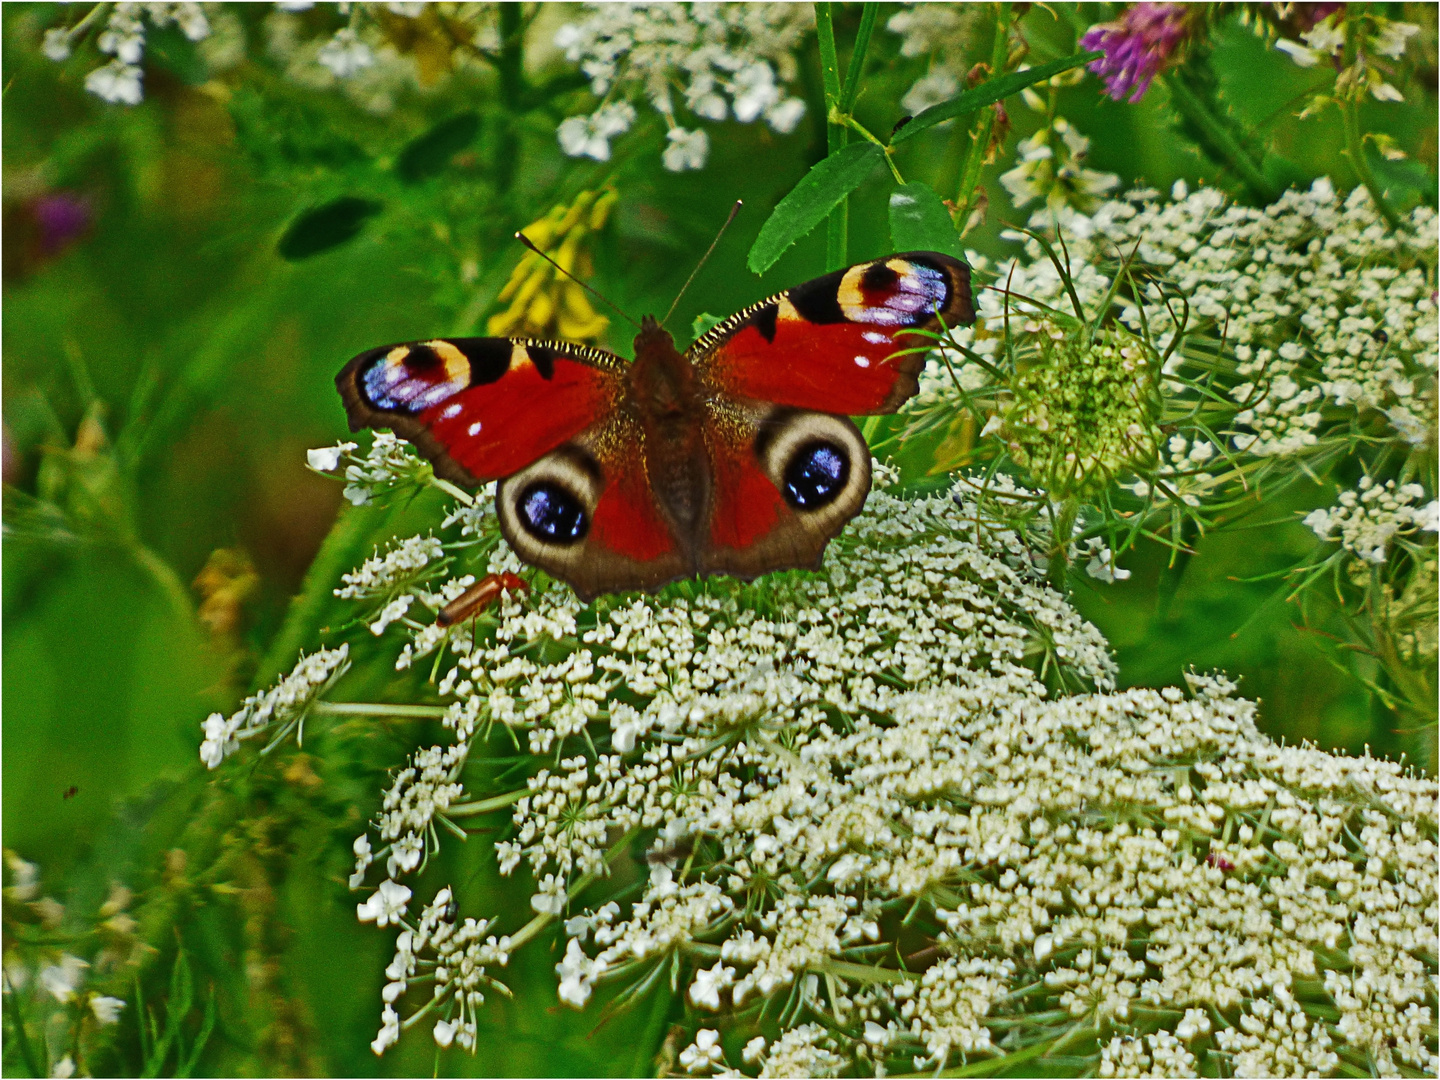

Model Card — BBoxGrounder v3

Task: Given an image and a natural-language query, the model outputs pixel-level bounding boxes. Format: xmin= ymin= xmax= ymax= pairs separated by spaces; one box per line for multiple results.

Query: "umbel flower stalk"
xmin=212 ymin=439 xmax=1437 ymax=1077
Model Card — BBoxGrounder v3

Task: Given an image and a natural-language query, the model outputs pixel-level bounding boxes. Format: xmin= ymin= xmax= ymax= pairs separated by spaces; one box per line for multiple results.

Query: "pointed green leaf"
xmin=747 ymin=143 xmax=885 ymax=274
xmin=889 ymin=182 xmax=962 ymax=258
xmin=277 ymin=197 xmax=383 ymax=261
xmin=891 ymin=50 xmax=1101 ymax=144
xmin=396 ymin=112 xmax=480 ymax=184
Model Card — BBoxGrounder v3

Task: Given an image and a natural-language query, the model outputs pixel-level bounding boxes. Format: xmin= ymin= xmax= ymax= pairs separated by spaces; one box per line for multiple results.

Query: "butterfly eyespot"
xmin=782 ymin=440 xmax=850 ymax=509
xmin=518 ymin=482 xmax=589 ymax=543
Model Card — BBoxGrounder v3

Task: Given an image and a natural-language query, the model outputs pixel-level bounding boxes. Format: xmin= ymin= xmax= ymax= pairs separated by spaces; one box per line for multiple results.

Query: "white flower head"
xmin=307 ymin=442 xmax=357 ymax=474
xmin=558 ymin=102 xmax=637 ymax=161
xmin=662 ymin=127 xmax=709 ymax=172
xmin=42 ymin=29 xmax=72 ymax=62
xmin=553 ymin=5 xmax=812 ymax=168
xmin=556 ymin=937 xmax=601 ymax=1008
xmin=688 ymin=960 xmax=735 ymax=1011
xmin=317 ymin=28 xmax=374 ymax=79
xmin=357 ymin=879 xmax=412 ymax=927
xmin=84 ymin=61 xmax=143 ymax=106
xmin=90 ymin=995 xmax=126 ymax=1025
xmin=39 ymin=955 xmax=88 ymax=1003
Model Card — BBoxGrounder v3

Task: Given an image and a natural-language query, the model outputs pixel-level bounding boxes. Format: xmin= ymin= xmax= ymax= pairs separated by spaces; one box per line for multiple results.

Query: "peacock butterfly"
xmin=336 ymin=252 xmax=974 ymax=602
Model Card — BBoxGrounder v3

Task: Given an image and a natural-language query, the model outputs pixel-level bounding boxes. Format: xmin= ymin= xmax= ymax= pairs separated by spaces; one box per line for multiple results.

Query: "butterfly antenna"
xmin=513 ymin=231 xmax=640 ymax=330
xmin=662 ymin=199 xmax=743 ymax=328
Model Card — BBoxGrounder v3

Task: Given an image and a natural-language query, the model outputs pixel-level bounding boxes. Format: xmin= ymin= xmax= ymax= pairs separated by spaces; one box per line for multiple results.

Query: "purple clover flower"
xmin=33 ymin=193 xmax=91 ymax=254
xmin=1081 ymin=3 xmax=1195 ymax=103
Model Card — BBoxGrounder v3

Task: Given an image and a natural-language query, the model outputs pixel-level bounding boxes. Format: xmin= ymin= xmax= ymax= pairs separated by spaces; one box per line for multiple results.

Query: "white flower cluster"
xmin=1276 ymin=12 xmax=1419 ymax=102
xmin=262 ymin=3 xmax=459 ymax=115
xmin=919 ymin=178 xmax=1437 ymax=502
xmin=369 ymin=886 xmax=512 ymax=1055
xmin=884 ymin=3 xmax=987 ymax=114
xmin=197 ymin=644 xmax=349 ymax=768
xmin=1304 ymin=477 xmax=1439 ymax=565
xmin=307 ymin=432 xmax=437 ymax=506
xmin=535 ymin=671 xmax=1437 ymax=1077
xmin=999 ymin=114 xmax=1120 ymax=226
xmin=552 ymin=3 xmax=812 ymax=171
xmin=290 ymin=442 xmax=1432 ymax=1073
xmin=2 ymin=854 xmax=132 ymax=1080
xmin=43 ymin=2 xmax=211 ymax=105
xmin=333 ymin=533 xmax=450 ymax=634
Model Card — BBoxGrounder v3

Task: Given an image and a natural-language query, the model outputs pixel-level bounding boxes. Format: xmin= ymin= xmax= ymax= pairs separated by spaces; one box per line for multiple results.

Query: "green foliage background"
xmin=2 ymin=3 xmax=1435 ymax=1075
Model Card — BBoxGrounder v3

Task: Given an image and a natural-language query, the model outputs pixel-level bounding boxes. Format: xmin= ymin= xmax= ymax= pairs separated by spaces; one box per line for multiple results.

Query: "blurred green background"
xmin=3 ymin=3 xmax=1435 ymax=1074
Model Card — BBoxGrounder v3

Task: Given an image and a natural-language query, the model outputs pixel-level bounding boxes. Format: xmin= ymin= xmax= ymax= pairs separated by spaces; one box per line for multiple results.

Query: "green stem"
xmin=1340 ymin=98 xmax=1403 ymax=231
xmin=832 ymin=112 xmax=905 ymax=184
xmin=494 ymin=2 xmax=524 ymax=193
xmin=444 ymin=788 xmax=530 ymax=818
xmin=430 ymin=476 xmax=474 ymax=505
xmin=1161 ymin=71 xmax=1279 ymax=205
xmin=815 ymin=2 xmax=847 ymax=270
xmin=952 ymin=2 xmax=1012 ymax=231
xmin=251 ymin=499 xmax=402 ymax=691
xmin=1340 ymin=15 xmax=1402 ymax=232
xmin=311 ymin=702 xmax=448 ymax=719
xmin=1048 ymin=496 xmax=1080 ymax=593
xmin=505 ymin=825 xmax=642 ymax=950
xmin=838 ymin=3 xmax=879 ymax=115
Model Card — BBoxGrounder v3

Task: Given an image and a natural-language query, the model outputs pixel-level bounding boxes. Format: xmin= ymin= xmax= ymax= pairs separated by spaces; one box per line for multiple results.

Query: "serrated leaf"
xmin=277 ymin=197 xmax=383 ymax=261
xmin=888 ymin=182 xmax=962 ymax=258
xmin=747 ymin=143 xmax=885 ymax=274
xmin=891 ymin=51 xmax=1101 ymax=144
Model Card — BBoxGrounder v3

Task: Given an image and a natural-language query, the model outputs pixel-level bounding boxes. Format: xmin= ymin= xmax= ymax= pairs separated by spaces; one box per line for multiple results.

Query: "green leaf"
xmin=396 ymin=112 xmax=480 ymax=184
xmin=747 ymin=143 xmax=885 ymax=274
xmin=891 ymin=51 xmax=1101 ymax=144
xmin=277 ymin=197 xmax=382 ymax=261
xmin=888 ymin=182 xmax=962 ymax=258
xmin=691 ymin=312 xmax=724 ymax=340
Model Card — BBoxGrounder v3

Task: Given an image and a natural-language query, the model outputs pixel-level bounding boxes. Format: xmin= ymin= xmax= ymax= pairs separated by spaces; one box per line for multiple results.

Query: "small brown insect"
xmin=436 ymin=572 xmax=529 ymax=627
xmin=63 ymin=786 xmax=79 ymax=800
xmin=1206 ymin=851 xmax=1234 ymax=871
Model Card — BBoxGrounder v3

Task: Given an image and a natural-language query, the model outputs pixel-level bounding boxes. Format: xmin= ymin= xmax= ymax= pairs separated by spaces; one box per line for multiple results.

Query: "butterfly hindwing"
xmin=336 ymin=337 xmax=626 ymax=485
xmin=698 ymin=402 xmax=871 ymax=581
xmin=690 ymin=252 xmax=973 ymax=416
xmin=496 ymin=414 xmax=689 ymax=603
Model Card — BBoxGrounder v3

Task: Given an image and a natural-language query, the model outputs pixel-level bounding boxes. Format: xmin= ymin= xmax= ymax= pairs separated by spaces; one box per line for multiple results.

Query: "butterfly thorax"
xmin=628 ymin=315 xmax=711 ymax=541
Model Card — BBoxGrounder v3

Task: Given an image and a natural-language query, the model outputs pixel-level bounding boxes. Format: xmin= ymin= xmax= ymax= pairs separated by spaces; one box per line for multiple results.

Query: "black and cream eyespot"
xmin=754 ymin=409 xmax=870 ymax=523
xmin=497 ymin=446 xmax=603 ymax=555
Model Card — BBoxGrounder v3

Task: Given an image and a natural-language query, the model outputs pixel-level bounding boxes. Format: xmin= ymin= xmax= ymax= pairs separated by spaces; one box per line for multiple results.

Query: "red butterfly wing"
xmin=698 ymin=403 xmax=872 ymax=580
xmin=691 ymin=252 xmax=973 ymax=416
xmin=336 ymin=337 xmax=625 ymax=485
xmin=496 ymin=413 xmax=689 ymax=602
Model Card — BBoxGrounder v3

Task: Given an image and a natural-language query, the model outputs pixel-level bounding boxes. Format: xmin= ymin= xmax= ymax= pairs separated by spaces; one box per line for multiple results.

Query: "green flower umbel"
xmin=995 ymin=321 xmax=1161 ymax=499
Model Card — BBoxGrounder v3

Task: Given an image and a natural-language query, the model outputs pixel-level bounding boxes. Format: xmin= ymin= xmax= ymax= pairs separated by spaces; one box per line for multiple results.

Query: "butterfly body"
xmin=338 ymin=252 xmax=974 ymax=601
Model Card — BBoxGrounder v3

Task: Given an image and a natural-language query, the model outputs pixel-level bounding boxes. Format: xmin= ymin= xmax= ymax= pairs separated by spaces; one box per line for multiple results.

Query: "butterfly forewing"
xmin=689 ymin=252 xmax=974 ymax=416
xmin=336 ymin=337 xmax=626 ymax=485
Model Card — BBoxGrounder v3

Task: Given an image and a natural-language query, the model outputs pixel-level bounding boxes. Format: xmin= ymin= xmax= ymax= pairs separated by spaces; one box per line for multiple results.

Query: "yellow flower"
xmin=487 ymin=189 xmax=618 ymax=343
